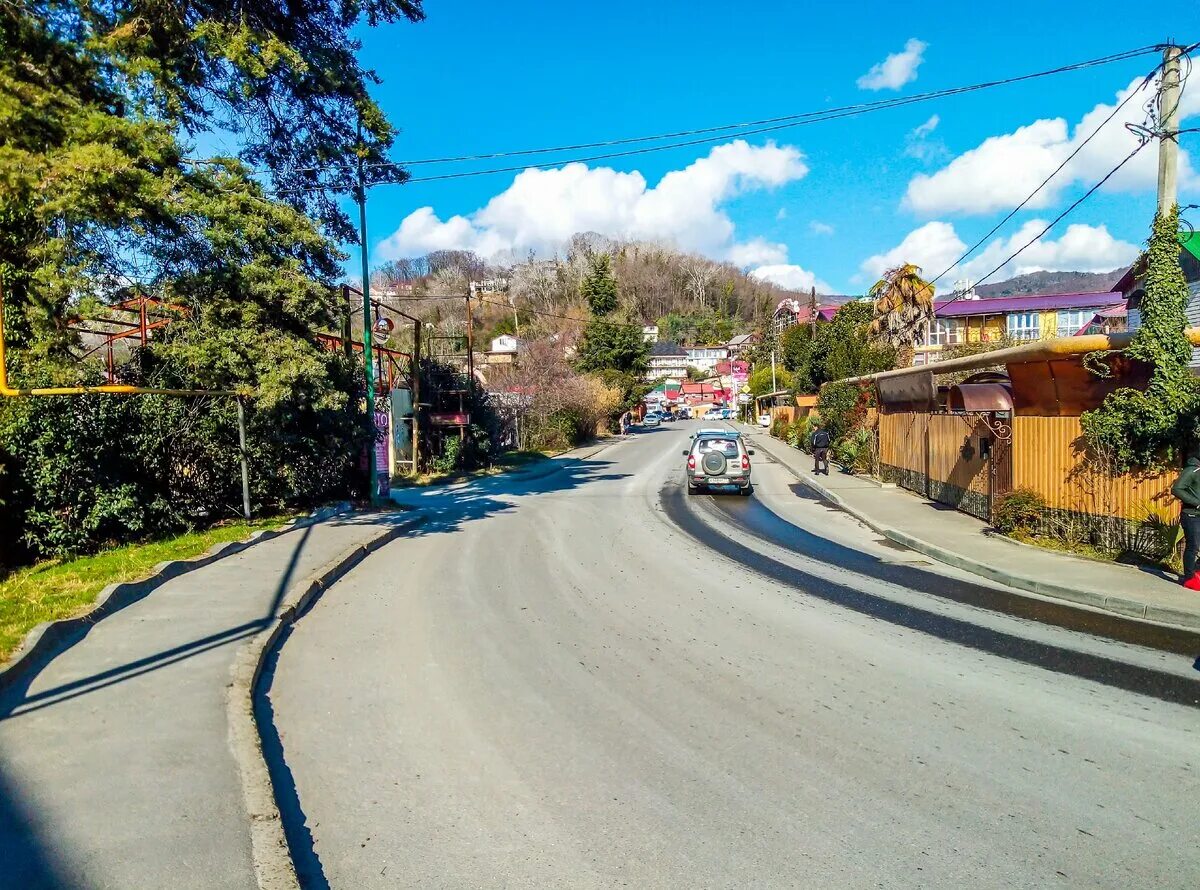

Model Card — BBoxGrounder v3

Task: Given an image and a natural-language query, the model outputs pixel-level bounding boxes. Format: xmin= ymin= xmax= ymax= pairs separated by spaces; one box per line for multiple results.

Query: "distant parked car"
xmin=641 ymin=412 xmax=661 ymax=428
xmin=758 ymin=413 xmax=771 ymax=427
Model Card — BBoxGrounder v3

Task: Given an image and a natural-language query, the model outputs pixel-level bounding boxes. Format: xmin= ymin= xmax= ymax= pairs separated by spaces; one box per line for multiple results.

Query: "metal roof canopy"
xmin=946 ymin=382 xmax=1013 ymax=413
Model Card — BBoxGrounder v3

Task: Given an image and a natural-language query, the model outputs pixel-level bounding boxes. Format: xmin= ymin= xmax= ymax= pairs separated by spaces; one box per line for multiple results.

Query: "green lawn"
xmin=0 ymin=515 xmax=295 ymax=663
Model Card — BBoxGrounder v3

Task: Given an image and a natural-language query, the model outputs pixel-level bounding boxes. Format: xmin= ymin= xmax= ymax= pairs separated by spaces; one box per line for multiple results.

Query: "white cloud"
xmin=911 ymin=114 xmax=939 ymax=138
xmin=750 ymin=264 xmax=833 ymax=293
xmin=905 ymin=75 xmax=1200 ymax=215
xmin=379 ymin=140 xmax=809 ymax=265
xmin=860 ymin=221 xmax=965 ymax=283
xmin=728 ymin=238 xmax=788 ymax=267
xmin=860 ymin=219 xmax=1139 ymax=290
xmin=857 ymin=38 xmax=927 ymax=91
xmin=776 ymin=208 xmax=787 ymax=221
xmin=809 ymin=221 xmax=835 ymax=236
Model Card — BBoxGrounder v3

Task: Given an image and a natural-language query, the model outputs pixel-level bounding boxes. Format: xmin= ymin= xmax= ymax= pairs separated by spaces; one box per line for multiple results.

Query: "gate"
xmin=985 ymin=412 xmax=1013 ymax=520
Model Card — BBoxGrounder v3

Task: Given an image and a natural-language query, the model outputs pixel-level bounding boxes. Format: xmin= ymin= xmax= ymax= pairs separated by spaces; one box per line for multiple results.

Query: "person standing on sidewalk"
xmin=1171 ymin=454 xmax=1200 ymax=583
xmin=810 ymin=425 xmax=831 ymax=475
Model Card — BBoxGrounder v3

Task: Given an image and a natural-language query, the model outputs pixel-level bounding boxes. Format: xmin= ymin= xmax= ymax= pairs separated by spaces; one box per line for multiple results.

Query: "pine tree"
xmin=574 ymin=255 xmax=647 ymax=375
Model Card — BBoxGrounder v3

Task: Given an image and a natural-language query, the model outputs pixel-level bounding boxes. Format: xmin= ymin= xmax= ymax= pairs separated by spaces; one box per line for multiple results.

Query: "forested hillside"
xmin=371 ymin=233 xmax=811 ymax=346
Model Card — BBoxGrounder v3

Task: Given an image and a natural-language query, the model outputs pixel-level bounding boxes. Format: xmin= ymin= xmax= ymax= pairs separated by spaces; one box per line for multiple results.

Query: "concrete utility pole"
xmin=770 ymin=350 xmax=777 ymax=394
xmin=1157 ymin=43 xmax=1183 ymax=214
xmin=236 ymin=397 xmax=251 ymax=520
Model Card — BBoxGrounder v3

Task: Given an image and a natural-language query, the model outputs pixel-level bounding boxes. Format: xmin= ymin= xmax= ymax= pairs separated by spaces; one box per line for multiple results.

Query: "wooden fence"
xmin=1011 ymin=416 xmax=1176 ymax=522
xmin=879 ymin=412 xmax=993 ymax=519
xmin=879 ymin=410 xmax=1179 ymax=531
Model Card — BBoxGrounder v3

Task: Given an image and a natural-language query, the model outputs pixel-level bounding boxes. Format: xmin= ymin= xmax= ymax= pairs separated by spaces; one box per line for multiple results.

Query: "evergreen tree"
xmin=575 ymin=255 xmax=648 ymax=375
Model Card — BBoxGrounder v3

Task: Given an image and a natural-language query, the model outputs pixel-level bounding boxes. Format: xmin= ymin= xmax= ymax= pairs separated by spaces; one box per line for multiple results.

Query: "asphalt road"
xmin=266 ymin=421 xmax=1200 ymax=889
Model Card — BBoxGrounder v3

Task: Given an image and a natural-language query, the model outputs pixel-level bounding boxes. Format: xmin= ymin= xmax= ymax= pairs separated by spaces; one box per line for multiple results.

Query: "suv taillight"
xmin=687 ymin=455 xmax=696 ymax=469
xmin=741 ymin=454 xmax=750 ymax=470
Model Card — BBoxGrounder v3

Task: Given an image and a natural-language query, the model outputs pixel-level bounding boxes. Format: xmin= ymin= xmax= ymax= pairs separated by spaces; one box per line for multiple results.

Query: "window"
xmin=1056 ymin=309 xmax=1094 ymax=338
xmin=930 ymin=318 xmax=964 ymax=346
xmin=696 ymin=438 xmax=738 ymax=457
xmin=1007 ymin=312 xmax=1040 ymax=341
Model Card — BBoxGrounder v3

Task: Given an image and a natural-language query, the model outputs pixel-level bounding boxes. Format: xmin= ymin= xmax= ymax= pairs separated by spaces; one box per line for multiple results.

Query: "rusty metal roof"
xmin=946 ymin=382 xmax=1013 ymax=413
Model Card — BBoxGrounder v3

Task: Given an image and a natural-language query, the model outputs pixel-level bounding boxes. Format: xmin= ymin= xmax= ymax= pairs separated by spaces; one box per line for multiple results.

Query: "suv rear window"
xmin=695 ymin=438 xmax=738 ymax=457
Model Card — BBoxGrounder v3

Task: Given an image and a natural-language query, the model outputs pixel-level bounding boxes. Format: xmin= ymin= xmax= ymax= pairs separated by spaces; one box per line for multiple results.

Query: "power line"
xmin=279 ymin=44 xmax=1161 ymax=184
xmin=962 ymin=140 xmax=1151 ymax=293
xmin=926 ymin=57 xmax=1164 ymax=295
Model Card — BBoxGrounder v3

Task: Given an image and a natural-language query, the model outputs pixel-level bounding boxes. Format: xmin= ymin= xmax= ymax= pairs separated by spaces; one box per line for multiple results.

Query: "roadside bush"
xmin=770 ymin=416 xmax=788 ymax=439
xmin=785 ymin=420 xmax=804 ymax=448
xmin=816 ymin=380 xmax=874 ymax=443
xmin=833 ymin=427 xmax=877 ymax=475
xmin=430 ymin=435 xmax=465 ymax=474
xmin=795 ymin=415 xmax=818 ymax=453
xmin=992 ymin=487 xmax=1047 ymax=536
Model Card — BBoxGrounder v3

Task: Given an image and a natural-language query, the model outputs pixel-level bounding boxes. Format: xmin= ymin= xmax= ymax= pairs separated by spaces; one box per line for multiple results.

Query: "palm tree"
xmin=868 ymin=263 xmax=934 ymax=361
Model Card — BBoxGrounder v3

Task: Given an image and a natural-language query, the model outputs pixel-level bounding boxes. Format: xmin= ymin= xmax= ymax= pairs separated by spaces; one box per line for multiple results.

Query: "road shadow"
xmin=0 ymin=759 xmax=78 ymax=889
xmin=673 ymin=487 xmax=1200 ymax=705
xmin=0 ymin=456 xmax=623 ymax=724
xmin=255 ymin=624 xmax=330 ymax=890
xmin=0 ymin=453 xmax=625 ymax=887
xmin=0 ymin=523 xmax=320 ymax=723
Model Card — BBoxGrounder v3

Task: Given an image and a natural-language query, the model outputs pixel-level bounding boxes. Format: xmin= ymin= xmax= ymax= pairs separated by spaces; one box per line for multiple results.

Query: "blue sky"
xmin=342 ymin=1 xmax=1197 ymax=294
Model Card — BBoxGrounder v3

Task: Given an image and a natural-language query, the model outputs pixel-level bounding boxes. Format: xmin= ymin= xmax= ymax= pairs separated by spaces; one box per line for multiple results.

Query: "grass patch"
xmin=391 ymin=450 xmax=553 ymax=488
xmin=1006 ymin=530 xmax=1180 ymax=574
xmin=0 ymin=515 xmax=296 ymax=663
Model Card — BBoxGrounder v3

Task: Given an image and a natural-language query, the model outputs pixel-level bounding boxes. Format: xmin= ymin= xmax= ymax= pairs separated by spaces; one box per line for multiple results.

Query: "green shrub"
xmin=795 ymin=415 xmax=818 ymax=453
xmin=992 ymin=487 xmax=1046 ymax=536
xmin=816 ymin=380 xmax=874 ymax=443
xmin=769 ymin=416 xmax=788 ymax=439
xmin=785 ymin=420 xmax=803 ymax=448
xmin=430 ymin=436 xmax=465 ymax=474
xmin=833 ymin=427 xmax=876 ymax=475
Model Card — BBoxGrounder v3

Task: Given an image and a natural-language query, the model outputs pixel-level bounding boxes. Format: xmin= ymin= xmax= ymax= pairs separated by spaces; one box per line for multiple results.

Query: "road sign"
xmin=738 ymin=393 xmax=751 ymax=404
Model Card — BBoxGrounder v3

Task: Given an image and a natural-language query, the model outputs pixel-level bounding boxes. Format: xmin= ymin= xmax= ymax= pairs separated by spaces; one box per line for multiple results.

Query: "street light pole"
xmin=356 ymin=122 xmax=379 ymax=504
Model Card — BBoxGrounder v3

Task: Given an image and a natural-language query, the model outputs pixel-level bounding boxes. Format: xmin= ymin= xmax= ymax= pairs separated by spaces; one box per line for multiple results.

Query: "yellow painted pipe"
xmin=837 ymin=328 xmax=1200 ymax=386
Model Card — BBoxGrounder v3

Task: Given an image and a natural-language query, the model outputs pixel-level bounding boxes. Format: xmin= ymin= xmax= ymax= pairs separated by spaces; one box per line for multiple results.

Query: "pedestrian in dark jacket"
xmin=1171 ymin=455 xmax=1200 ymax=583
xmin=810 ymin=426 xmax=831 ymax=475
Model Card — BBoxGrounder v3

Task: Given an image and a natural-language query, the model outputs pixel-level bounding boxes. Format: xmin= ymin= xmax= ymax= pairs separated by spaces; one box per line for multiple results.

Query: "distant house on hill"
xmin=484 ymin=334 xmax=525 ymax=367
xmin=647 ymin=341 xmax=689 ymax=380
xmin=726 ymin=332 xmax=759 ymax=355
xmin=770 ymin=298 xmax=846 ymax=336
xmin=684 ymin=345 xmax=730 ymax=373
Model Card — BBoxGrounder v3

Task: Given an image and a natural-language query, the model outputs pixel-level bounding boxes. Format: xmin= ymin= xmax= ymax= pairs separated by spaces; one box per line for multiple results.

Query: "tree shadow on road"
xmin=0 ymin=454 xmax=626 ymax=888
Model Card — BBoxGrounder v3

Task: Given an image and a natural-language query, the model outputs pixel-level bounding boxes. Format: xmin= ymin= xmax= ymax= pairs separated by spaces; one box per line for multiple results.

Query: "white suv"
xmin=683 ymin=432 xmax=754 ymax=496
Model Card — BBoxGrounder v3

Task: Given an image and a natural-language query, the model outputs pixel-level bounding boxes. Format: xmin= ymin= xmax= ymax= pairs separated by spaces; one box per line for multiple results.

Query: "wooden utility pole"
xmin=808 ymin=287 xmax=818 ymax=338
xmin=1157 ymin=44 xmax=1182 ymax=213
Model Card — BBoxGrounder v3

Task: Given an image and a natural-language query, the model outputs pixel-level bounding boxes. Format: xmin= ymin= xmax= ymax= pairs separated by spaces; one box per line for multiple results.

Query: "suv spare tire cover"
xmin=701 ymin=450 xmax=727 ymax=476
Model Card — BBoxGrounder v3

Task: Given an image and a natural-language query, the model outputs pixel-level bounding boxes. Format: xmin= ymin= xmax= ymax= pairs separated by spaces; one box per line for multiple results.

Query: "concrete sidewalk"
xmin=743 ymin=425 xmax=1200 ymax=631
xmin=0 ymin=509 xmax=414 ymax=890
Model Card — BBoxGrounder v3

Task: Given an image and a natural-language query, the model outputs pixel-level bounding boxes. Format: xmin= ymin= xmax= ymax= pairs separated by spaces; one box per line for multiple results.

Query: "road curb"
xmin=0 ymin=501 xmax=353 ymax=696
xmin=228 ymin=511 xmax=427 ymax=890
xmin=749 ymin=431 xmax=1200 ymax=633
